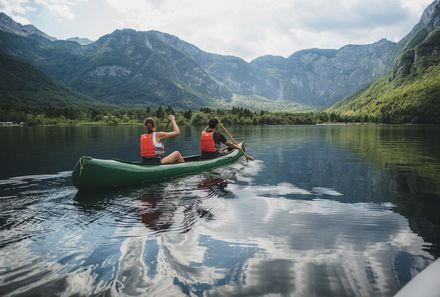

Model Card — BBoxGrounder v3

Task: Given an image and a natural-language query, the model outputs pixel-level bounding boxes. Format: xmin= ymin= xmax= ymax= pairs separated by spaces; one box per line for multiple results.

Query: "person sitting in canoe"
xmin=140 ymin=115 xmax=185 ymax=164
xmin=200 ymin=118 xmax=240 ymax=160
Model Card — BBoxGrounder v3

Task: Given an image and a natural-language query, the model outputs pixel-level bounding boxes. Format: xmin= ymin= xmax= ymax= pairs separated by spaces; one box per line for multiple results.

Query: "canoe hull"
xmin=72 ymin=143 xmax=244 ymax=191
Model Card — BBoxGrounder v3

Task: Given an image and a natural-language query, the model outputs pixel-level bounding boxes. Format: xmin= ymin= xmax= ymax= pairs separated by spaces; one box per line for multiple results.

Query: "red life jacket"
xmin=200 ymin=130 xmax=218 ymax=152
xmin=140 ymin=133 xmax=165 ymax=157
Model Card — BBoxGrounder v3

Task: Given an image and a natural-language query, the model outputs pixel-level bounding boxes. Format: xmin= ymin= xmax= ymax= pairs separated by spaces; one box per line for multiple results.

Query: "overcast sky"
xmin=0 ymin=0 xmax=433 ymax=61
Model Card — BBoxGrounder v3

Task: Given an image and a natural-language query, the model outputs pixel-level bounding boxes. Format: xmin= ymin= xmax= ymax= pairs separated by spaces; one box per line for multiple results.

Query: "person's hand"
xmin=168 ymin=114 xmax=176 ymax=122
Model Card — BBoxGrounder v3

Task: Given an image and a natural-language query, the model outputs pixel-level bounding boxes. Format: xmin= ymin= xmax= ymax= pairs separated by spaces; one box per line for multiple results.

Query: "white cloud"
xmin=103 ymin=0 xmax=433 ymax=60
xmin=34 ymin=0 xmax=87 ymax=21
xmin=0 ymin=0 xmax=87 ymax=23
xmin=0 ymin=0 xmax=29 ymax=15
xmin=2 ymin=0 xmax=434 ymax=59
xmin=0 ymin=0 xmax=32 ymax=23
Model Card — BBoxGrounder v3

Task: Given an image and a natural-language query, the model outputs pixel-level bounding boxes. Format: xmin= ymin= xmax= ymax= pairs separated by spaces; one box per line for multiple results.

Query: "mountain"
xmin=146 ymin=31 xmax=397 ymax=108
xmin=329 ymin=0 xmax=440 ymax=123
xmin=0 ymin=29 xmax=233 ymax=109
xmin=66 ymin=37 xmax=94 ymax=45
xmin=0 ymin=13 xmax=234 ymax=109
xmin=0 ymin=12 xmax=56 ymax=41
xmin=0 ymin=11 xmax=400 ymax=111
xmin=0 ymin=51 xmax=98 ymax=110
xmin=0 ymin=1 xmax=439 ymax=113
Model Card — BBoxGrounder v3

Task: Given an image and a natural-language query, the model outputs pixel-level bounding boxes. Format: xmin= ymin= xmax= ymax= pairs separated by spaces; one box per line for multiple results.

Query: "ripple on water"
xmin=0 ymin=143 xmax=437 ymax=297
xmin=312 ymin=187 xmax=343 ymax=196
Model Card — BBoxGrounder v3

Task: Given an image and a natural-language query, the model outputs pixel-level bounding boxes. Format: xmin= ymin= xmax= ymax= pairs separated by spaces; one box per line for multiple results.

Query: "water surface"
xmin=0 ymin=125 xmax=439 ymax=297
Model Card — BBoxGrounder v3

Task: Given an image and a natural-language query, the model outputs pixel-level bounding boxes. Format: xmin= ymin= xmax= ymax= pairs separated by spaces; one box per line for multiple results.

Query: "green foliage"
xmin=329 ymin=64 xmax=440 ymax=123
xmin=191 ymin=113 xmax=208 ymax=126
xmin=183 ymin=109 xmax=192 ymax=120
xmin=155 ymin=106 xmax=164 ymax=118
xmin=0 ymin=104 xmax=327 ymax=126
xmin=329 ymin=24 xmax=440 ymax=124
xmin=0 ymin=51 xmax=98 ymax=110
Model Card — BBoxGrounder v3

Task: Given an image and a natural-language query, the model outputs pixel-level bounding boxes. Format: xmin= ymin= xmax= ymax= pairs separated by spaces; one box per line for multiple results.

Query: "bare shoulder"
xmin=155 ymin=132 xmax=166 ymax=139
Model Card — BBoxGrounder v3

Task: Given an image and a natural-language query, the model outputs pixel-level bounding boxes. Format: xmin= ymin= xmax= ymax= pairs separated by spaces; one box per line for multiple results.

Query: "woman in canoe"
xmin=200 ymin=118 xmax=240 ymax=160
xmin=140 ymin=115 xmax=185 ymax=164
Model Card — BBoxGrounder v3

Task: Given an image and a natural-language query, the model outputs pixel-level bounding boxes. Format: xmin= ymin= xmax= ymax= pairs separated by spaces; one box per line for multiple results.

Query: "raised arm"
xmin=156 ymin=115 xmax=180 ymax=140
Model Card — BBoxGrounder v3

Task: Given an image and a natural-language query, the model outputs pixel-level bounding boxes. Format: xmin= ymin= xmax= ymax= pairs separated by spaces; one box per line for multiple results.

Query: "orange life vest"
xmin=140 ymin=133 xmax=165 ymax=157
xmin=200 ymin=130 xmax=219 ymax=152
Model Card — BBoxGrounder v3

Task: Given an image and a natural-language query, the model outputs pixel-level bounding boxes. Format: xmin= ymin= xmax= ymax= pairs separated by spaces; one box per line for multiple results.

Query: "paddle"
xmin=162 ymin=113 xmax=174 ymax=131
xmin=217 ymin=120 xmax=254 ymax=161
xmin=164 ymin=120 xmax=171 ymax=131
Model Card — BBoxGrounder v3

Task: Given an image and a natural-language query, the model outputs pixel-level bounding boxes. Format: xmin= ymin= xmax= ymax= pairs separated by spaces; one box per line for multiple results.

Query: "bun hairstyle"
xmin=208 ymin=118 xmax=219 ymax=129
xmin=144 ymin=117 xmax=156 ymax=134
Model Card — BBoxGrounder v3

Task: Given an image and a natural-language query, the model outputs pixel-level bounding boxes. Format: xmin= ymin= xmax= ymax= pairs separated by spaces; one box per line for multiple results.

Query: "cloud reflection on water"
xmin=0 ymin=140 xmax=436 ymax=297
xmin=101 ymin=163 xmax=434 ymax=296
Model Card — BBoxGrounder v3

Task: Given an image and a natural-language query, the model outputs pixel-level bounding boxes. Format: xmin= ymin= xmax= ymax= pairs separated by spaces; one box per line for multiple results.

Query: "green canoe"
xmin=72 ymin=143 xmax=245 ymax=191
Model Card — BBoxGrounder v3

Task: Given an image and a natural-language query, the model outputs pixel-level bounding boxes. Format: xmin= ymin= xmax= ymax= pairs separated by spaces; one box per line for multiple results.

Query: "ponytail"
xmin=144 ymin=117 xmax=156 ymax=134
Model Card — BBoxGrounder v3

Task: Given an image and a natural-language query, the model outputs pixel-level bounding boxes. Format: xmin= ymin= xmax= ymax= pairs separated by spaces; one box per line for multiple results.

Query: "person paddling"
xmin=140 ymin=115 xmax=184 ymax=164
xmin=200 ymin=118 xmax=240 ymax=160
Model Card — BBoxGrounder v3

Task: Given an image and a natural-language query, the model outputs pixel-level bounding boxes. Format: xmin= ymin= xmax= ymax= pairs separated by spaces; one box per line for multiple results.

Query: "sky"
xmin=0 ymin=0 xmax=434 ymax=61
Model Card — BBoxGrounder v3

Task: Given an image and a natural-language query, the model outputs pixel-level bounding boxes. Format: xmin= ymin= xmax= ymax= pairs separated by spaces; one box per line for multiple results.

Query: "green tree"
xmin=191 ymin=113 xmax=207 ymax=125
xmin=184 ymin=109 xmax=192 ymax=120
xmin=156 ymin=106 xmax=164 ymax=119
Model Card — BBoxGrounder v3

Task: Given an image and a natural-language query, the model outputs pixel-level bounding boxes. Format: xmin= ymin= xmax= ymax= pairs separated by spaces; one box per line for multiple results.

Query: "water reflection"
xmin=320 ymin=125 xmax=440 ymax=256
xmin=198 ymin=177 xmax=228 ymax=190
xmin=139 ymin=191 xmax=174 ymax=232
xmin=138 ymin=179 xmax=218 ymax=234
xmin=1 ymin=125 xmax=440 ymax=296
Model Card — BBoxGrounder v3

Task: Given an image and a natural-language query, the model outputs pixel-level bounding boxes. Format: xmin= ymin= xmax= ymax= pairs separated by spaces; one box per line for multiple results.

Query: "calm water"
xmin=1 ymin=125 xmax=440 ymax=297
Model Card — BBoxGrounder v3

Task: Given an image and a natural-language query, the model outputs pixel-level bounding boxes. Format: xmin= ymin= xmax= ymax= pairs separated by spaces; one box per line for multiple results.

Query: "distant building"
xmin=0 ymin=122 xmax=18 ymax=126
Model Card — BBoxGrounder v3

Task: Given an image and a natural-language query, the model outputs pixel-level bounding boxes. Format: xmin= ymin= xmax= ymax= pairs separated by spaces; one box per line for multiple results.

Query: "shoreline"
xmin=0 ymin=122 xmax=435 ymax=128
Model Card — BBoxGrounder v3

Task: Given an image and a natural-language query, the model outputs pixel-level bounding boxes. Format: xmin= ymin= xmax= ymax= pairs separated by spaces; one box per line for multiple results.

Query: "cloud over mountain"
xmin=0 ymin=0 xmax=432 ymax=60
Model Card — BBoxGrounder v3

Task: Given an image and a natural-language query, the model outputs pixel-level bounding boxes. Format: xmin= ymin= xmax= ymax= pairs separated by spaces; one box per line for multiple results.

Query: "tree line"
xmin=0 ymin=105 xmax=428 ymax=126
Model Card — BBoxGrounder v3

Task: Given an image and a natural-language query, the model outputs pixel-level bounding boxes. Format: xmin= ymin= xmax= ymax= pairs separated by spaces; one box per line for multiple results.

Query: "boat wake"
xmin=0 ymin=171 xmax=71 ymax=186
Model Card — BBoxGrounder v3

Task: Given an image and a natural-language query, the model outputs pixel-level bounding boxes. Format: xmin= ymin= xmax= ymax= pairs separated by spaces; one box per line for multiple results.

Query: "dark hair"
xmin=144 ymin=117 xmax=156 ymax=134
xmin=208 ymin=118 xmax=219 ymax=129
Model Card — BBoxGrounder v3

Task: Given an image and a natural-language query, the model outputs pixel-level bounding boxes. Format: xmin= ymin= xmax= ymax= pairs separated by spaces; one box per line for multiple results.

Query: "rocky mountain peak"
xmin=66 ymin=37 xmax=94 ymax=45
xmin=420 ymin=0 xmax=440 ymax=31
xmin=0 ymin=12 xmax=56 ymax=41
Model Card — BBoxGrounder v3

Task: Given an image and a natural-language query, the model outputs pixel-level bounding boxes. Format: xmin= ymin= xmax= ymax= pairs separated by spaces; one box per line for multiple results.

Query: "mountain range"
xmin=0 ymin=1 xmax=439 ymax=119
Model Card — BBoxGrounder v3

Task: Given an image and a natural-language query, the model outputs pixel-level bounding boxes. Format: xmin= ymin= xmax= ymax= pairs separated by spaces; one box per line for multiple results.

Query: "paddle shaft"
xmin=218 ymin=121 xmax=254 ymax=161
xmin=164 ymin=120 xmax=171 ymax=131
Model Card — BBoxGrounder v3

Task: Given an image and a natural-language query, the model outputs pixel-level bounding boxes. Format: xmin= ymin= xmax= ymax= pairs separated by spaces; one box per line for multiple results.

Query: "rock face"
xmin=89 ymin=66 xmax=131 ymax=77
xmin=420 ymin=0 xmax=440 ymax=31
xmin=79 ymin=29 xmax=233 ymax=106
xmin=66 ymin=37 xmax=94 ymax=45
xmin=147 ymin=31 xmax=397 ymax=108
xmin=0 ymin=12 xmax=56 ymax=41
xmin=393 ymin=0 xmax=440 ymax=79
xmin=285 ymin=40 xmax=396 ymax=107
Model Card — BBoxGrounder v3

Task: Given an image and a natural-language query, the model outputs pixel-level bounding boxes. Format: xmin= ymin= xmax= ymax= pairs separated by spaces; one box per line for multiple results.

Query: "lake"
xmin=1 ymin=124 xmax=439 ymax=297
